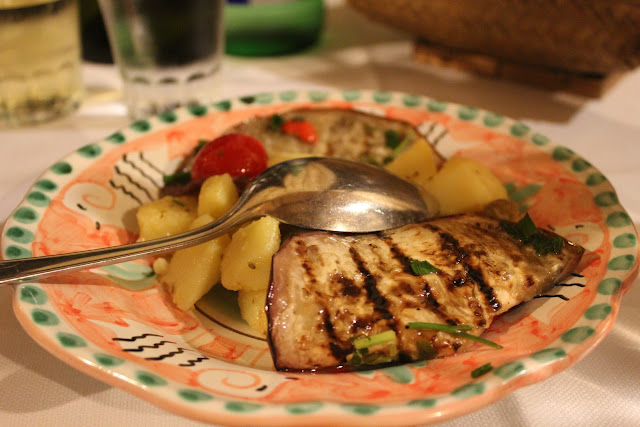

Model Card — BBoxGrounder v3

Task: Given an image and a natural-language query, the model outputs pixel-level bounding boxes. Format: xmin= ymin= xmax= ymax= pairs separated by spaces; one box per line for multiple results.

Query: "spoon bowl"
xmin=0 ymin=157 xmax=437 ymax=285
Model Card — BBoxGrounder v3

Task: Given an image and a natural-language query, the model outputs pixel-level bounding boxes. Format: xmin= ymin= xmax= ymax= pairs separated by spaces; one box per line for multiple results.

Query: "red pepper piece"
xmin=281 ymin=120 xmax=318 ymax=144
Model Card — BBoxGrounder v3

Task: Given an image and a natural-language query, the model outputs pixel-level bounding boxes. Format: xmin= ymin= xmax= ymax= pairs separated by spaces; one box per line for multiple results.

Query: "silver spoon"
xmin=0 ymin=157 xmax=437 ymax=285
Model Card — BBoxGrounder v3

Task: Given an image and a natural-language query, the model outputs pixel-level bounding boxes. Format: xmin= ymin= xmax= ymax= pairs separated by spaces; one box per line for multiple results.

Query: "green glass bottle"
xmin=224 ymin=0 xmax=324 ymax=56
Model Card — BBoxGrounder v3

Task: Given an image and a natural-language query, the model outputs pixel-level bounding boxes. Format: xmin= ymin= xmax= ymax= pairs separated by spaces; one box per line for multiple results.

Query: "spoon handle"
xmin=0 ymin=209 xmax=259 ymax=286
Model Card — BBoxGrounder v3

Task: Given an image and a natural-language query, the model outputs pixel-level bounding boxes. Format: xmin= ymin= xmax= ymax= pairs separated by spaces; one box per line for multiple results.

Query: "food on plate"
xmin=136 ymin=195 xmax=198 ymax=241
xmin=423 ymin=155 xmax=508 ymax=216
xmin=383 ymin=137 xmax=439 ymax=187
xmin=162 ymin=214 xmax=230 ymax=311
xmin=197 ymin=174 xmax=239 ymax=218
xmin=162 ymin=108 xmax=445 ymax=196
xmin=238 ymin=289 xmax=269 ymax=336
xmin=191 ymin=133 xmax=268 ymax=182
xmin=220 ymin=215 xmax=281 ymax=293
xmin=268 ymin=208 xmax=584 ymax=371
xmin=146 ymin=174 xmax=238 ymax=310
xmin=134 ymin=106 xmax=582 ymax=370
xmin=228 ymin=108 xmax=440 ymax=166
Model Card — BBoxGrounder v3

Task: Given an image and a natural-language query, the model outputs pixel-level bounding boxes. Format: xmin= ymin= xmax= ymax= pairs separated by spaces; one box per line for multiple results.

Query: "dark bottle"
xmin=225 ymin=0 xmax=324 ymax=56
xmin=80 ymin=0 xmax=112 ymax=63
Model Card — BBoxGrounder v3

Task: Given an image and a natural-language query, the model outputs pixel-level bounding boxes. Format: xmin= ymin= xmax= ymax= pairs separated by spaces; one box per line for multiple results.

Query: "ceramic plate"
xmin=3 ymin=90 xmax=638 ymax=426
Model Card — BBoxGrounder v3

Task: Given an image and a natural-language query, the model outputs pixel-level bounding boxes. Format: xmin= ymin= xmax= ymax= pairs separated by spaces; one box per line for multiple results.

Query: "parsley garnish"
xmin=409 ymin=258 xmax=441 ymax=275
xmin=407 ymin=322 xmax=472 ymax=333
xmin=163 ymin=171 xmax=191 ymax=185
xmin=391 ymin=137 xmax=410 ymax=157
xmin=351 ymin=330 xmax=396 ymax=349
xmin=269 ymin=114 xmax=285 ymax=131
xmin=347 ymin=330 xmax=398 ymax=367
xmin=383 ymin=130 xmax=411 ymax=163
xmin=407 ymin=322 xmax=502 ymax=349
xmin=417 ymin=340 xmax=437 ymax=360
xmin=384 ymin=129 xmax=403 ymax=149
xmin=500 ymin=213 xmax=564 ymax=255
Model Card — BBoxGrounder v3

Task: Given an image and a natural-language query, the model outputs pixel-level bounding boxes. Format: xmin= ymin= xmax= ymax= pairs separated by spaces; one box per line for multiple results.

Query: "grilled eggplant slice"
xmin=267 ymin=212 xmax=583 ymax=371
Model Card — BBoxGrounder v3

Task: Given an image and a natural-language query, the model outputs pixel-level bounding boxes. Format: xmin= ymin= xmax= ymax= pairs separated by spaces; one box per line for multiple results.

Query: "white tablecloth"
xmin=1 ymin=2 xmax=639 ymax=426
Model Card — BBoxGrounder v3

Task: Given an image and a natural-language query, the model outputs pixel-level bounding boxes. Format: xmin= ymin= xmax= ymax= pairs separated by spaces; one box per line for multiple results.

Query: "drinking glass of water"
xmin=97 ymin=0 xmax=224 ymax=119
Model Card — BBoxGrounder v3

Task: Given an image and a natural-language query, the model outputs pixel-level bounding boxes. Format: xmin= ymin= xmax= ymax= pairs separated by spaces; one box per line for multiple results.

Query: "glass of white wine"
xmin=0 ymin=0 xmax=83 ymax=127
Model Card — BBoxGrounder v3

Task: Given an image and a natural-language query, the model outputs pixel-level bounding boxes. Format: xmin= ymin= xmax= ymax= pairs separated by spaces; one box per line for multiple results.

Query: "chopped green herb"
xmin=171 ymin=198 xmax=185 ymax=207
xmin=407 ymin=322 xmax=502 ymax=349
xmin=269 ymin=114 xmax=285 ymax=131
xmin=417 ymin=340 xmax=437 ymax=360
xmin=348 ymin=349 xmax=363 ymax=366
xmin=163 ymin=171 xmax=191 ymax=185
xmin=501 ymin=213 xmax=537 ymax=241
xmin=453 ymin=331 xmax=503 ymax=349
xmin=408 ymin=258 xmax=441 ymax=276
xmin=501 ymin=213 xmax=564 ymax=255
xmin=382 ymin=155 xmax=394 ymax=165
xmin=351 ymin=330 xmax=396 ymax=350
xmin=360 ymin=351 xmax=395 ymax=366
xmin=347 ymin=331 xmax=398 ymax=367
xmin=407 ymin=322 xmax=472 ymax=333
xmin=384 ymin=129 xmax=403 ymax=149
xmin=391 ymin=137 xmax=410 ymax=157
xmin=471 ymin=363 xmax=493 ymax=378
xmin=531 ymin=234 xmax=564 ymax=256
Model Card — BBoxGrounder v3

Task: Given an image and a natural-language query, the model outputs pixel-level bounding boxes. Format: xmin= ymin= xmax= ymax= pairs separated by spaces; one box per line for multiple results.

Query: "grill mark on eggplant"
xmin=348 ymin=247 xmax=394 ymax=324
xmin=322 ymin=310 xmax=350 ymax=361
xmin=422 ymin=223 xmax=470 ymax=289
xmin=336 ymin=274 xmax=361 ymax=297
xmin=351 ymin=317 xmax=375 ymax=333
xmin=467 ymin=265 xmax=502 ymax=312
xmin=383 ymin=228 xmax=459 ymax=324
xmin=424 ymin=223 xmax=467 ymax=269
xmin=386 ymin=239 xmax=415 ymax=275
xmin=425 ymin=223 xmax=502 ymax=312
xmin=295 ymin=239 xmax=318 ymax=286
xmin=421 ymin=281 xmax=456 ymax=325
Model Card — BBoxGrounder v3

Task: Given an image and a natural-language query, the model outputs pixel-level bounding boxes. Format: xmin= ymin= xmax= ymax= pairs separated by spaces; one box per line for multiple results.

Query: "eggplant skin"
xmin=267 ymin=213 xmax=584 ymax=372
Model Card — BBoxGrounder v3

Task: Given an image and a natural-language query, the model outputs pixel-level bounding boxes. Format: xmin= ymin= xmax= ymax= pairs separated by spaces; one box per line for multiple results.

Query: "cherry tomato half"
xmin=191 ymin=133 xmax=268 ymax=181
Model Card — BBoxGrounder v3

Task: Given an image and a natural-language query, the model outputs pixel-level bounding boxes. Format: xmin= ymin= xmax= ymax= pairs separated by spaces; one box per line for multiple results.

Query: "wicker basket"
xmin=347 ymin=0 xmax=640 ymax=75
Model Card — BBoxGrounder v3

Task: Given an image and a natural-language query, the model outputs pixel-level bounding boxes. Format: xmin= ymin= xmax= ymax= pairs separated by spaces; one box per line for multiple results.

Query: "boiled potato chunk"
xmin=152 ymin=257 xmax=169 ymax=276
xmin=136 ymin=195 xmax=197 ymax=241
xmin=220 ymin=216 xmax=281 ymax=292
xmin=385 ymin=138 xmax=439 ymax=187
xmin=424 ymin=156 xmax=507 ymax=216
xmin=197 ymin=173 xmax=239 ymax=219
xmin=162 ymin=214 xmax=231 ymax=311
xmin=238 ymin=289 xmax=268 ymax=336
